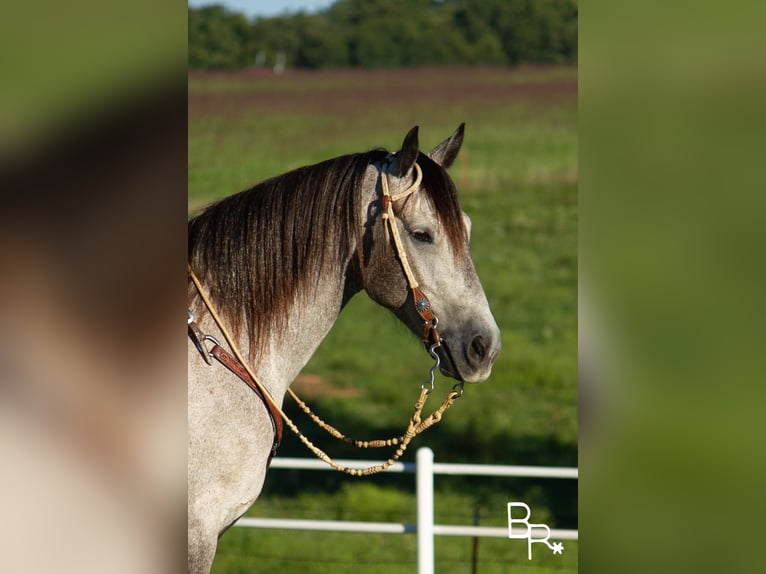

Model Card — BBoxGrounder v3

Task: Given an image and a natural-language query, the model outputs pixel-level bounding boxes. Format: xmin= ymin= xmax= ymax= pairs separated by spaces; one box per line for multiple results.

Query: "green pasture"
xmin=189 ymin=66 xmax=577 ymax=573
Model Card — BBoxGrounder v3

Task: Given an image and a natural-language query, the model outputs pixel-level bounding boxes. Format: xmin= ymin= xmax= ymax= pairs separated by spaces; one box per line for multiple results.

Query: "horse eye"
xmin=412 ymin=230 xmax=433 ymax=243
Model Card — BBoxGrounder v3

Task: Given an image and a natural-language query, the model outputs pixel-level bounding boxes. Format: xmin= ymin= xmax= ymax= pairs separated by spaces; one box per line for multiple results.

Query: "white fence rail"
xmin=234 ymin=447 xmax=578 ymax=574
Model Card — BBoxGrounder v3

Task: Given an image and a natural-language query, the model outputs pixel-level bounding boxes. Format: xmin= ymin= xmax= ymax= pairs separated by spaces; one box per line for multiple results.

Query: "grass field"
xmin=189 ymin=65 xmax=577 ymax=573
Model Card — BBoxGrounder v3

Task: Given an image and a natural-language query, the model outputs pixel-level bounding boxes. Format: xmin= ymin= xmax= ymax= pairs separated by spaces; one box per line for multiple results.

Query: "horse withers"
xmin=187 ymin=125 xmax=500 ymax=572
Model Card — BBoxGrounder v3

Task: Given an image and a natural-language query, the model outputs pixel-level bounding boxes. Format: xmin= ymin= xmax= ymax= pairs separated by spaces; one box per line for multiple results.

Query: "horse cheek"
xmin=364 ymin=250 xmax=408 ymax=310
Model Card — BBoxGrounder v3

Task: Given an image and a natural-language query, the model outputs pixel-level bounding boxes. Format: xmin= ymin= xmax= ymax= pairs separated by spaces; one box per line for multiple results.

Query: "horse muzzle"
xmin=436 ymin=325 xmax=501 ymax=383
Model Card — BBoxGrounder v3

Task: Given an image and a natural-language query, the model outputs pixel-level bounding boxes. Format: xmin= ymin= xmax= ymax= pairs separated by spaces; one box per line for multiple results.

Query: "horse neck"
xmin=195 ymin=163 xmax=378 ymax=403
xmin=253 ymin=270 xmax=352 ymax=402
xmin=253 ymin=170 xmax=379 ymax=400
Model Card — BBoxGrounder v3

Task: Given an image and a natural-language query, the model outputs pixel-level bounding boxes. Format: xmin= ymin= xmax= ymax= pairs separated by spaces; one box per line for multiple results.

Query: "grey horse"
xmin=187 ymin=125 xmax=500 ymax=572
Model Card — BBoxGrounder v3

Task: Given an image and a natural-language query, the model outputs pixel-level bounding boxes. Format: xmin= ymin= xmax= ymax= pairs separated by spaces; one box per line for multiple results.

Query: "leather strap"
xmin=209 ymin=344 xmax=283 ymax=463
xmin=412 ymin=286 xmax=442 ymax=347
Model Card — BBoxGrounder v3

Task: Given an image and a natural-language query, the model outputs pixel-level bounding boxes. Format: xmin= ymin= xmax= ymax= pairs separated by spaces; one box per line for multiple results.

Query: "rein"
xmin=188 ymin=157 xmax=463 ymax=476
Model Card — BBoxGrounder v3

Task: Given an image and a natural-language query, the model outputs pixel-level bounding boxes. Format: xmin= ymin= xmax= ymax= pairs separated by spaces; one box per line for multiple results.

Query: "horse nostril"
xmin=469 ymin=335 xmax=487 ymax=363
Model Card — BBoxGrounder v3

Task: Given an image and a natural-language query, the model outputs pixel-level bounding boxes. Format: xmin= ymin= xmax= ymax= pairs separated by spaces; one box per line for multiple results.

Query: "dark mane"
xmin=188 ymin=148 xmax=466 ymax=361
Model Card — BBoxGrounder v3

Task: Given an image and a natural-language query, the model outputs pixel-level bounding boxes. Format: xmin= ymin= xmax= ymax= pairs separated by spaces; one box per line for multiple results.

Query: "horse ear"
xmin=428 ymin=123 xmax=464 ymax=169
xmin=397 ymin=126 xmax=420 ymax=177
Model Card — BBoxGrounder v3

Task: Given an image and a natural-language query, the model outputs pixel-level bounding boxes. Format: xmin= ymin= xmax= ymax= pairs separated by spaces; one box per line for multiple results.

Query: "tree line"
xmin=189 ymin=0 xmax=577 ymax=70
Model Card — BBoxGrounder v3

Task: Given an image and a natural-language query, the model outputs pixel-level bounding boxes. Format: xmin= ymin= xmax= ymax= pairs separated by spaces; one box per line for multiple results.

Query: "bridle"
xmin=378 ymin=154 xmax=443 ymax=351
xmin=188 ymin=156 xmax=463 ymax=475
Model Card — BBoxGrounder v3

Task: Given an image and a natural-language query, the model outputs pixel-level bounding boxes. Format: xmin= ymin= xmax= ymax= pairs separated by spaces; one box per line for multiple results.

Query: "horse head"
xmin=361 ymin=125 xmax=501 ymax=383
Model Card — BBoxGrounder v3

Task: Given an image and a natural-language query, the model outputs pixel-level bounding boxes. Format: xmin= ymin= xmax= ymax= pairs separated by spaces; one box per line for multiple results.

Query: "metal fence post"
xmin=417 ymin=447 xmax=435 ymax=574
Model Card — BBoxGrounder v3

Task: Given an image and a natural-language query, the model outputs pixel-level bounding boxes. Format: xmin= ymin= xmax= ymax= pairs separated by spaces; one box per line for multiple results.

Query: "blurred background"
xmin=580 ymin=2 xmax=766 ymax=573
xmin=188 ymin=1 xmax=577 ymax=572
xmin=0 ymin=1 xmax=187 ymax=573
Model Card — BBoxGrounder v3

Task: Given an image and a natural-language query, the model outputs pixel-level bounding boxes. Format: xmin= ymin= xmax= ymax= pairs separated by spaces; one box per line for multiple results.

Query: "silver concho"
xmin=415 ymin=297 xmax=431 ymax=313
